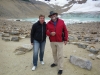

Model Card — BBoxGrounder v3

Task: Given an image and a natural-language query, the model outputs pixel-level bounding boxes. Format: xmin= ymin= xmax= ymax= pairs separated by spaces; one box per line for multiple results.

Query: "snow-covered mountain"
xmin=36 ymin=0 xmax=100 ymax=13
xmin=36 ymin=0 xmax=70 ymax=6
xmin=66 ymin=0 xmax=100 ymax=13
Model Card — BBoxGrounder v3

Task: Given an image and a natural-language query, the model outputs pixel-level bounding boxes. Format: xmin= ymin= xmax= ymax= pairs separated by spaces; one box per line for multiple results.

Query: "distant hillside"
xmin=1 ymin=0 xmax=98 ymax=18
xmin=0 ymin=0 xmax=56 ymax=18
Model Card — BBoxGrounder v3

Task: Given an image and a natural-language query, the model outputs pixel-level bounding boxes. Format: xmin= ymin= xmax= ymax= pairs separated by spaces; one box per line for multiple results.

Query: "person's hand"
xmin=31 ymin=43 xmax=33 ymax=45
xmin=64 ymin=41 xmax=67 ymax=45
xmin=50 ymin=32 xmax=56 ymax=36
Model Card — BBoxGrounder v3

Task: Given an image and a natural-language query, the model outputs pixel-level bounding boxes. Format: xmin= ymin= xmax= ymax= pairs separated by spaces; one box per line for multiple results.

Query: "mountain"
xmin=0 ymin=0 xmax=56 ymax=18
xmin=65 ymin=0 xmax=100 ymax=13
xmin=0 ymin=0 xmax=100 ymax=18
xmin=37 ymin=0 xmax=100 ymax=13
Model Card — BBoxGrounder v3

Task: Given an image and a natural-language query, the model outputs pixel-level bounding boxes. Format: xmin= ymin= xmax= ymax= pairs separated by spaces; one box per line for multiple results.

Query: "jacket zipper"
xmin=42 ymin=25 xmax=43 ymax=41
xmin=54 ymin=25 xmax=57 ymax=41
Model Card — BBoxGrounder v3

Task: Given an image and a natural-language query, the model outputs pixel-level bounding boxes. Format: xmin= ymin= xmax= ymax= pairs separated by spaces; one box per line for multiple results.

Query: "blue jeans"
xmin=33 ymin=40 xmax=46 ymax=66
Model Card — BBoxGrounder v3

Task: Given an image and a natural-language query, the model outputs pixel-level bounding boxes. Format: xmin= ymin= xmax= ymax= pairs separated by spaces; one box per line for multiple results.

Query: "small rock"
xmin=26 ymin=34 xmax=30 ymax=38
xmin=11 ymin=37 xmax=20 ymax=41
xmin=64 ymin=56 xmax=67 ymax=58
xmin=10 ymin=31 xmax=20 ymax=35
xmin=98 ymin=38 xmax=100 ymax=43
xmin=0 ymin=32 xmax=3 ymax=36
xmin=96 ymin=55 xmax=100 ymax=59
xmin=16 ymin=19 xmax=20 ymax=21
xmin=97 ymin=34 xmax=100 ymax=37
xmin=68 ymin=36 xmax=76 ymax=42
xmin=88 ymin=54 xmax=95 ymax=60
xmin=77 ymin=43 xmax=88 ymax=49
xmin=19 ymin=35 xmax=26 ymax=39
xmin=70 ymin=42 xmax=79 ymax=45
xmin=70 ymin=55 xmax=92 ymax=70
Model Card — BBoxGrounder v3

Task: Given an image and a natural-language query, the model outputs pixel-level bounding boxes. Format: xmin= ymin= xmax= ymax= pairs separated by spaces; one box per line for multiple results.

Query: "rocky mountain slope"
xmin=0 ymin=0 xmax=56 ymax=18
xmin=0 ymin=0 xmax=99 ymax=18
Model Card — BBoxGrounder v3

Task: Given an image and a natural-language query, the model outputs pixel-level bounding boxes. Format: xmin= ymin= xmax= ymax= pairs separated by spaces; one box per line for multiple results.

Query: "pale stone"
xmin=70 ymin=55 xmax=92 ymax=70
xmin=14 ymin=44 xmax=33 ymax=55
xmin=96 ymin=55 xmax=100 ymax=59
xmin=11 ymin=37 xmax=20 ymax=41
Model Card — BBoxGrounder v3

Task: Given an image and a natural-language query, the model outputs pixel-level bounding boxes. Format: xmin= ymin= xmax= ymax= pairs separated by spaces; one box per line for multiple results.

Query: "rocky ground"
xmin=0 ymin=19 xmax=100 ymax=75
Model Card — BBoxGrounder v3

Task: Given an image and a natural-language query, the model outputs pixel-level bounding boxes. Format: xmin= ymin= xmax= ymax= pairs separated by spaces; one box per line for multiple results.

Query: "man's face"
xmin=50 ymin=14 xmax=57 ymax=21
xmin=39 ymin=17 xmax=45 ymax=24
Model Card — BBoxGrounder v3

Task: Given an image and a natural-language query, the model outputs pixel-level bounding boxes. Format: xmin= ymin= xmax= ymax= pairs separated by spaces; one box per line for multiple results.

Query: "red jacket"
xmin=46 ymin=18 xmax=68 ymax=42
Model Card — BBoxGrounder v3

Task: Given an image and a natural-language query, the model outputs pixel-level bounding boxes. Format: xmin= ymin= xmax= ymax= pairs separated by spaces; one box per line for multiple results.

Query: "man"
xmin=31 ymin=15 xmax=46 ymax=71
xmin=46 ymin=11 xmax=68 ymax=75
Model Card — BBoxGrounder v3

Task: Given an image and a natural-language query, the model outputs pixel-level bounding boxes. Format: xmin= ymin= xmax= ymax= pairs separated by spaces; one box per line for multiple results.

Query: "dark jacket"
xmin=46 ymin=18 xmax=68 ymax=42
xmin=31 ymin=21 xmax=46 ymax=43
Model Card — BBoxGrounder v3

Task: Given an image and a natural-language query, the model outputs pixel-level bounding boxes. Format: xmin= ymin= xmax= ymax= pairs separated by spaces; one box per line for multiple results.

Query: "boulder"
xmin=77 ymin=36 xmax=82 ymax=40
xmin=86 ymin=46 xmax=99 ymax=54
xmin=14 ymin=44 xmax=33 ymax=55
xmin=2 ymin=37 xmax=10 ymax=41
xmin=84 ymin=37 xmax=91 ymax=41
xmin=11 ymin=37 xmax=20 ymax=41
xmin=91 ymin=32 xmax=97 ymax=34
xmin=77 ymin=43 xmax=88 ymax=49
xmin=4 ymin=30 xmax=10 ymax=33
xmin=70 ymin=55 xmax=92 ymax=70
xmin=2 ymin=33 xmax=10 ymax=37
xmin=10 ymin=31 xmax=20 ymax=35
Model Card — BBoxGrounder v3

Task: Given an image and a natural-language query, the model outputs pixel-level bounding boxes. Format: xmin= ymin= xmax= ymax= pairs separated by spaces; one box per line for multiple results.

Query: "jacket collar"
xmin=49 ymin=18 xmax=59 ymax=24
xmin=37 ymin=20 xmax=46 ymax=25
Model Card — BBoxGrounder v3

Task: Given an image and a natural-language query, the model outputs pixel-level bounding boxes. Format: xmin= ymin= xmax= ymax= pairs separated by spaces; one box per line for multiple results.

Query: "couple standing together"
xmin=30 ymin=11 xmax=68 ymax=75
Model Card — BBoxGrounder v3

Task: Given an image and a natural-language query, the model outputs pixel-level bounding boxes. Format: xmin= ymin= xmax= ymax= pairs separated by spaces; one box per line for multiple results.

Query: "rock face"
xmin=70 ymin=55 xmax=92 ymax=70
xmin=14 ymin=44 xmax=33 ymax=55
